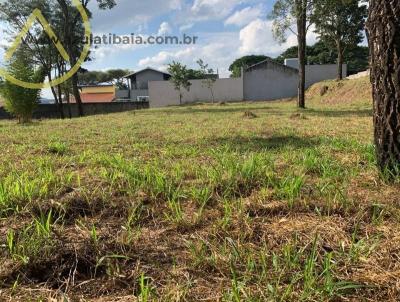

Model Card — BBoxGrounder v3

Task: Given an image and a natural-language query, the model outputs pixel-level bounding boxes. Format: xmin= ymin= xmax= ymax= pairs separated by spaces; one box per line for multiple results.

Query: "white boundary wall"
xmin=149 ymin=78 xmax=244 ymax=108
xmin=149 ymin=61 xmax=347 ymax=107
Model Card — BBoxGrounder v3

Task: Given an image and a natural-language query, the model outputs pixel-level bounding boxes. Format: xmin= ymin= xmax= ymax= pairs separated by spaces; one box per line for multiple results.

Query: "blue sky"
xmin=83 ymin=0 xmax=318 ymax=77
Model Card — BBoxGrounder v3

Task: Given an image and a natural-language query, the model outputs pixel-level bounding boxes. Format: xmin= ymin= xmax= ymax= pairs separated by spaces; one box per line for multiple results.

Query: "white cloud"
xmin=225 ymin=6 xmax=264 ymax=27
xmin=189 ymin=0 xmax=244 ymax=21
xmin=179 ymin=23 xmax=194 ymax=32
xmin=138 ymin=32 xmax=239 ymax=77
xmin=88 ymin=0 xmax=184 ymax=32
xmin=158 ymin=22 xmax=172 ymax=35
xmin=139 ymin=47 xmax=197 ymax=67
xmin=239 ymin=19 xmax=318 ymax=56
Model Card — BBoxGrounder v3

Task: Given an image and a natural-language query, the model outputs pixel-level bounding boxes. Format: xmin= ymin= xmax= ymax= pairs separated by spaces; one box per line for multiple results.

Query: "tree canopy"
xmin=167 ymin=61 xmax=192 ymax=104
xmin=274 ymin=41 xmax=369 ymax=75
xmin=312 ymin=0 xmax=367 ymax=79
xmin=229 ymin=55 xmax=270 ymax=78
xmin=78 ymin=69 xmax=130 ymax=89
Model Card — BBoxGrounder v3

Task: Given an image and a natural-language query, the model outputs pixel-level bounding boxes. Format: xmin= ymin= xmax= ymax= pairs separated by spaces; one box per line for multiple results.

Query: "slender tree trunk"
xmin=296 ymin=0 xmax=307 ymax=109
xmin=56 ymin=0 xmax=84 ymax=117
xmin=367 ymin=0 xmax=400 ymax=174
xmin=49 ymin=71 xmax=64 ymax=119
xmin=337 ymin=40 xmax=344 ymax=80
xmin=71 ymin=71 xmax=84 ymax=116
xmin=65 ymin=90 xmax=72 ymax=119
xmin=57 ymin=85 xmax=65 ymax=119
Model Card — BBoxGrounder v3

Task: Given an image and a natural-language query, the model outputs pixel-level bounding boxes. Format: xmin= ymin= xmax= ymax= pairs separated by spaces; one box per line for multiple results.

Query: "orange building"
xmin=70 ymin=84 xmax=116 ymax=103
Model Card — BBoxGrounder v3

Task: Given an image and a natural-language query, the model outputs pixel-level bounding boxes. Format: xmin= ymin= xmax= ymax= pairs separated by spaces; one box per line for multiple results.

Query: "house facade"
xmin=116 ymin=67 xmax=171 ymax=102
xmin=70 ymin=84 xmax=116 ymax=103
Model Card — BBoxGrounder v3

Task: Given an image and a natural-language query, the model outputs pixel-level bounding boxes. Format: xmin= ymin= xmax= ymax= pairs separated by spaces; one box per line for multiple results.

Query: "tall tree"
xmin=55 ymin=0 xmax=116 ymax=116
xmin=0 ymin=0 xmax=116 ymax=118
xmin=167 ymin=61 xmax=191 ymax=105
xmin=366 ymin=0 xmax=400 ymax=175
xmin=270 ymin=0 xmax=314 ymax=108
xmin=0 ymin=0 xmax=67 ymax=118
xmin=313 ymin=0 xmax=367 ymax=80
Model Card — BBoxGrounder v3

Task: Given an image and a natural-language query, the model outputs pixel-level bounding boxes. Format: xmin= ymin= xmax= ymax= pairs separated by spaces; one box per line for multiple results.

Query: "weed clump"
xmin=47 ymin=141 xmax=68 ymax=155
xmin=243 ymin=111 xmax=258 ymax=119
xmin=320 ymin=85 xmax=329 ymax=96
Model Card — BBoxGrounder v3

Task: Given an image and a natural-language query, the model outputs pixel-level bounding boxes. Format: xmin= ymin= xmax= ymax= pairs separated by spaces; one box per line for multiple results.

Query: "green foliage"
xmin=313 ymin=0 xmax=367 ymax=49
xmin=167 ymin=61 xmax=192 ymax=104
xmin=275 ymin=41 xmax=369 ymax=75
xmin=186 ymin=68 xmax=205 ymax=80
xmin=197 ymin=59 xmax=217 ymax=103
xmin=0 ymin=49 xmax=41 ymax=123
xmin=269 ymin=0 xmax=314 ymax=43
xmin=312 ymin=0 xmax=368 ymax=78
xmin=0 ymin=0 xmax=117 ymax=117
xmin=47 ymin=140 xmax=68 ymax=155
xmin=79 ymin=69 xmax=130 ymax=89
xmin=229 ymin=55 xmax=270 ymax=77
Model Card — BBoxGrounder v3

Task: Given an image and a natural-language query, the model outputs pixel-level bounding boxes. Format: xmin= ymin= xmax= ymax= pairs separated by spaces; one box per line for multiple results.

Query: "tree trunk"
xmin=366 ymin=0 xmax=400 ymax=174
xmin=65 ymin=90 xmax=72 ymax=119
xmin=71 ymin=70 xmax=84 ymax=117
xmin=56 ymin=0 xmax=84 ymax=117
xmin=296 ymin=0 xmax=307 ymax=109
xmin=337 ymin=40 xmax=344 ymax=80
xmin=49 ymin=72 xmax=64 ymax=119
xmin=57 ymin=85 xmax=65 ymax=119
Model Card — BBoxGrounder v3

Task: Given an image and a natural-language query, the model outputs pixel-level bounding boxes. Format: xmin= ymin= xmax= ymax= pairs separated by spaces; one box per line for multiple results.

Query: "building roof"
xmin=78 ymin=83 xmax=115 ymax=88
xmin=124 ymin=67 xmax=171 ymax=78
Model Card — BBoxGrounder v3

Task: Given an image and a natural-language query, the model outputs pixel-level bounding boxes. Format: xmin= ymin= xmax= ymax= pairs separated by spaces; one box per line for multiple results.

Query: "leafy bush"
xmin=0 ymin=48 xmax=41 ymax=123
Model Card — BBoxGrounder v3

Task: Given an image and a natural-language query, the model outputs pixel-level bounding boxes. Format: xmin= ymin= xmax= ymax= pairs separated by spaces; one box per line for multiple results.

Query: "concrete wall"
xmin=116 ymin=89 xmax=149 ymax=100
xmin=0 ymin=102 xmax=149 ymax=120
xmin=149 ymin=78 xmax=244 ymax=108
xmin=116 ymin=89 xmax=129 ymax=99
xmin=130 ymin=89 xmax=149 ymax=100
xmin=244 ymin=60 xmax=298 ymax=101
xmin=135 ymin=70 xmax=165 ymax=89
xmin=244 ymin=60 xmax=348 ymax=101
xmin=305 ymin=64 xmax=347 ymax=87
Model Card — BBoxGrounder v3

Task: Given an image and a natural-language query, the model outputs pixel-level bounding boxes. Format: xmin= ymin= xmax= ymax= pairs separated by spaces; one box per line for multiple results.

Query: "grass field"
xmin=1 ymin=77 xmax=399 ymax=301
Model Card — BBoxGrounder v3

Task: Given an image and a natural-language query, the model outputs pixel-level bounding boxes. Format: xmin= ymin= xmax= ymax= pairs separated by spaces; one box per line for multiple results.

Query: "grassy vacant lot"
xmin=1 ymin=77 xmax=399 ymax=301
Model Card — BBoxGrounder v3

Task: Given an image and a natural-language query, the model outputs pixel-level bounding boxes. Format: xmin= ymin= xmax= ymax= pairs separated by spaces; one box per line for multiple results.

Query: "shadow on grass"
xmin=305 ymin=108 xmax=372 ymax=118
xmin=164 ymin=105 xmax=285 ymax=115
xmin=209 ymin=135 xmax=320 ymax=153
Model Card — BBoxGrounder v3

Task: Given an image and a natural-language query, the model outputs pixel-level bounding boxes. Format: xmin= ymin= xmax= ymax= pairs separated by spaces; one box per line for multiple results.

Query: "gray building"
xmin=243 ymin=58 xmax=347 ymax=101
xmin=116 ymin=67 xmax=171 ymax=102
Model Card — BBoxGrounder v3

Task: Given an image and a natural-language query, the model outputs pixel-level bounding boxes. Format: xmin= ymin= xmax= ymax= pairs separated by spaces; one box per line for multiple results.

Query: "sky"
xmin=0 ymin=0 xmax=323 ymax=98
xmin=83 ymin=0 xmax=318 ymax=77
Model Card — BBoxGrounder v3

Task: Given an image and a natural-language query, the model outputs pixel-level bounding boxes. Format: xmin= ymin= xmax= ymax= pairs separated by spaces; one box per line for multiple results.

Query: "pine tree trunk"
xmin=296 ymin=0 xmax=307 ymax=109
xmin=367 ymin=0 xmax=400 ymax=174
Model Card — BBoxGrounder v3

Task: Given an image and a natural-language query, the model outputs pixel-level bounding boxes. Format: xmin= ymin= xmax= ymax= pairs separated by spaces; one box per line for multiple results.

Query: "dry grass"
xmin=0 ymin=77 xmax=399 ymax=301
